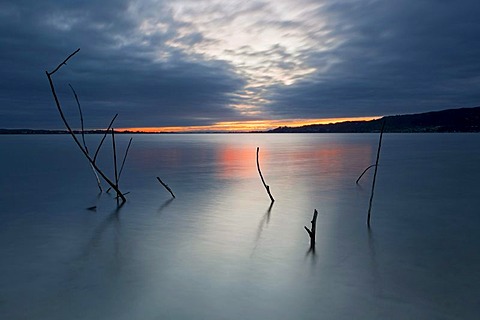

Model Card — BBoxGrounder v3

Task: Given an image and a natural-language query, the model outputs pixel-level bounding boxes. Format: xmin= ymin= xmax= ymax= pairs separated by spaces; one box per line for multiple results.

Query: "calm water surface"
xmin=0 ymin=133 xmax=479 ymax=319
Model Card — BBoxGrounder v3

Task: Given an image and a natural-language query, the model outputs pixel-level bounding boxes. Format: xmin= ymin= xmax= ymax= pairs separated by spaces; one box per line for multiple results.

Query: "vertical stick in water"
xmin=111 ymin=128 xmax=119 ymax=198
xmin=304 ymin=209 xmax=318 ymax=251
xmin=256 ymin=147 xmax=274 ymax=203
xmin=367 ymin=120 xmax=386 ymax=227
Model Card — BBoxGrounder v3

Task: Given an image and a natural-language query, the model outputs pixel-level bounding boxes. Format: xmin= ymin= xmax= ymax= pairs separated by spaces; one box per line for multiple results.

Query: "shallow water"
xmin=1 ymin=133 xmax=479 ymax=319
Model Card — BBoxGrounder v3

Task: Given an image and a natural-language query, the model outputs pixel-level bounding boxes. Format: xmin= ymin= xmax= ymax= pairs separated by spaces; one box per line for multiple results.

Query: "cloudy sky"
xmin=1 ymin=0 xmax=480 ymax=131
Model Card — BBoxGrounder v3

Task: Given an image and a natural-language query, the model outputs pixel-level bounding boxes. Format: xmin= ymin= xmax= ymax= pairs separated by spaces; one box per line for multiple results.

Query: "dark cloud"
xmin=0 ymin=0 xmax=246 ymax=129
xmin=1 ymin=0 xmax=480 ymax=129
xmin=264 ymin=0 xmax=480 ymax=118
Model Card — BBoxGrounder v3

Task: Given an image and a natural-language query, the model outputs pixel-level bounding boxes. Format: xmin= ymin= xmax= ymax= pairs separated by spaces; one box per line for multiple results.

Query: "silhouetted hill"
xmin=268 ymin=107 xmax=480 ymax=133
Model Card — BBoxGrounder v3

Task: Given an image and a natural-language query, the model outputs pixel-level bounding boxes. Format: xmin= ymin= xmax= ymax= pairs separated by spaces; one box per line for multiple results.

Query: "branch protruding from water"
xmin=304 ymin=209 xmax=318 ymax=251
xmin=45 ymin=48 xmax=126 ymax=203
xmin=356 ymin=164 xmax=377 ymax=184
xmin=256 ymin=147 xmax=274 ymax=203
xmin=106 ymin=137 xmax=133 ymax=194
xmin=93 ymin=114 xmax=118 ymax=163
xmin=367 ymin=120 xmax=386 ymax=227
xmin=69 ymin=83 xmax=103 ymax=192
xmin=157 ymin=177 xmax=175 ymax=198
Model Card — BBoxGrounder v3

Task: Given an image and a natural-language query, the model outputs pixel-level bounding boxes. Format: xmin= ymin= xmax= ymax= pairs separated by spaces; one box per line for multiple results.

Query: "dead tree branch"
xmin=256 ymin=147 xmax=274 ymax=203
xmin=157 ymin=177 xmax=175 ymax=198
xmin=93 ymin=114 xmax=118 ymax=163
xmin=69 ymin=83 xmax=102 ymax=192
xmin=367 ymin=120 xmax=386 ymax=227
xmin=111 ymin=128 xmax=120 ymax=198
xmin=304 ymin=209 xmax=318 ymax=251
xmin=45 ymin=48 xmax=126 ymax=203
xmin=356 ymin=164 xmax=377 ymax=184
xmin=106 ymin=137 xmax=132 ymax=193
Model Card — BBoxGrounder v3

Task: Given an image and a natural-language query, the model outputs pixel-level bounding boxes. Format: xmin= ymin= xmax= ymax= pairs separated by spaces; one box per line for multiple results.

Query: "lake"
xmin=1 ymin=133 xmax=479 ymax=319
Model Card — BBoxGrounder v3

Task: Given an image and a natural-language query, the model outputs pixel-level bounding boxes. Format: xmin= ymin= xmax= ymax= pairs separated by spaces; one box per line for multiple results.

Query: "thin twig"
xmin=93 ymin=114 xmax=118 ymax=163
xmin=256 ymin=147 xmax=274 ymax=203
xmin=118 ymin=137 xmax=133 ymax=179
xmin=111 ymin=128 xmax=119 ymax=198
xmin=356 ymin=164 xmax=377 ymax=184
xmin=367 ymin=120 xmax=386 ymax=227
xmin=89 ymin=162 xmax=103 ymax=193
xmin=157 ymin=177 xmax=175 ymax=198
xmin=106 ymin=137 xmax=132 ymax=193
xmin=69 ymin=83 xmax=102 ymax=192
xmin=45 ymin=49 xmax=126 ymax=203
xmin=68 ymin=83 xmax=88 ymax=154
xmin=47 ymin=48 xmax=81 ymax=76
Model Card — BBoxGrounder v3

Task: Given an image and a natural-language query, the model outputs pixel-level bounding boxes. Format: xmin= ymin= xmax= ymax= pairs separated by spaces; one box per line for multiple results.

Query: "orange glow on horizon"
xmin=118 ymin=116 xmax=380 ymax=133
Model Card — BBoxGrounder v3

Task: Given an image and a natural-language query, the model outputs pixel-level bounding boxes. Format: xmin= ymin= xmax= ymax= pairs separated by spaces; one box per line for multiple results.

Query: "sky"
xmin=1 ymin=0 xmax=480 ymax=131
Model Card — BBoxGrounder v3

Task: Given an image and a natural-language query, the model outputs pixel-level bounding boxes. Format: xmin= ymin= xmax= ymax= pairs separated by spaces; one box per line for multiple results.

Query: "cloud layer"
xmin=1 ymin=0 xmax=480 ymax=129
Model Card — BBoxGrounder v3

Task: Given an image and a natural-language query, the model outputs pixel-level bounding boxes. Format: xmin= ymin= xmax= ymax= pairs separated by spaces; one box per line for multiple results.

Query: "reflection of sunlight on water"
xmin=216 ymin=145 xmax=260 ymax=178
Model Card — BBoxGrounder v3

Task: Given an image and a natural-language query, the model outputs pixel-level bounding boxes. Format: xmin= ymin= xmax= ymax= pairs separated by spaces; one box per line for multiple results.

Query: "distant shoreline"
xmin=2 ymin=106 xmax=480 ymax=134
xmin=1 ymin=130 xmax=479 ymax=135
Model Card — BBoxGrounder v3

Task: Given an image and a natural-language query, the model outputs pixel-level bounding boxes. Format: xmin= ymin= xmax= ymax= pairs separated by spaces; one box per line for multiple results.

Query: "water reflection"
xmin=252 ymin=202 xmax=274 ymax=256
xmin=78 ymin=203 xmax=124 ymax=262
xmin=217 ymin=145 xmax=261 ymax=178
xmin=158 ymin=198 xmax=175 ymax=214
xmin=367 ymin=228 xmax=383 ymax=298
xmin=3 ymin=134 xmax=480 ymax=319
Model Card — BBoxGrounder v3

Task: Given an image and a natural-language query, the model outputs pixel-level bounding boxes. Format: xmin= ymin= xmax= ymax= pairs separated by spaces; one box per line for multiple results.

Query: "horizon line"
xmin=117 ymin=116 xmax=381 ymax=133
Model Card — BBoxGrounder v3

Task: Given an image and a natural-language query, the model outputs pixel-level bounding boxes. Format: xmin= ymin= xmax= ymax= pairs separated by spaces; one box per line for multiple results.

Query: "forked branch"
xmin=69 ymin=83 xmax=102 ymax=192
xmin=304 ymin=209 xmax=318 ymax=251
xmin=367 ymin=120 xmax=386 ymax=227
xmin=45 ymin=48 xmax=126 ymax=203
xmin=93 ymin=114 xmax=118 ymax=163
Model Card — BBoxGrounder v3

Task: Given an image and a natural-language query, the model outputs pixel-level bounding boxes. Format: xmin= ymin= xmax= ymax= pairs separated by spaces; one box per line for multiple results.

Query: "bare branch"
xmin=45 ymin=49 xmax=126 ymax=203
xmin=118 ymin=137 xmax=133 ymax=180
xmin=256 ymin=147 xmax=274 ymax=203
xmin=367 ymin=120 xmax=386 ymax=227
xmin=93 ymin=114 xmax=118 ymax=163
xmin=157 ymin=177 xmax=175 ymax=198
xmin=47 ymin=48 xmax=80 ymax=76
xmin=304 ymin=209 xmax=318 ymax=250
xmin=68 ymin=83 xmax=88 ymax=154
xmin=111 ymin=128 xmax=119 ymax=198
xmin=356 ymin=164 xmax=377 ymax=184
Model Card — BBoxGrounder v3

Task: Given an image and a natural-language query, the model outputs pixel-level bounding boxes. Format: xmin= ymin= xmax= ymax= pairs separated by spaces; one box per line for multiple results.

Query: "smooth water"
xmin=0 ymin=133 xmax=479 ymax=319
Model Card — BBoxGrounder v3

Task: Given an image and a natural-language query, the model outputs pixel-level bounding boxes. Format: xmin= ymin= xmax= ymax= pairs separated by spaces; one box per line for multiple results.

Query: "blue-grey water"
xmin=0 ymin=133 xmax=479 ymax=319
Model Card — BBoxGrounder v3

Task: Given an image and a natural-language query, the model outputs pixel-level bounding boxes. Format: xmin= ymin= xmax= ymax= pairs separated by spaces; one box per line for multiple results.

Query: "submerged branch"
xmin=367 ymin=120 xmax=386 ymax=227
xmin=256 ymin=147 xmax=274 ymax=203
xmin=118 ymin=137 xmax=133 ymax=179
xmin=45 ymin=49 xmax=126 ymax=203
xmin=93 ymin=114 xmax=118 ymax=163
xmin=111 ymin=128 xmax=119 ymax=198
xmin=157 ymin=177 xmax=175 ymax=198
xmin=304 ymin=209 xmax=318 ymax=251
xmin=106 ymin=137 xmax=133 ymax=193
xmin=356 ymin=164 xmax=377 ymax=184
xmin=69 ymin=83 xmax=103 ymax=192
xmin=69 ymin=83 xmax=88 ymax=154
